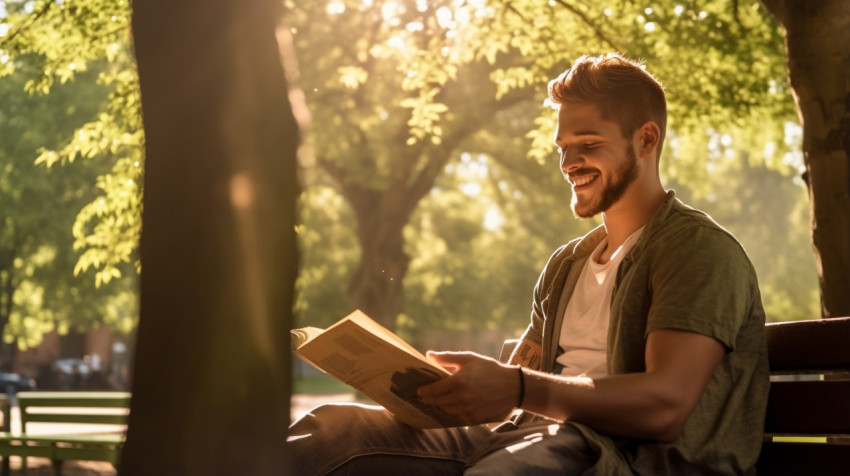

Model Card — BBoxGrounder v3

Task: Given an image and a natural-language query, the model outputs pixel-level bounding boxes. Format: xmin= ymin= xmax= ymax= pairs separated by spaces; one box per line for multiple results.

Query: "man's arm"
xmin=420 ymin=328 xmax=724 ymax=442
xmin=508 ymin=337 xmax=543 ymax=370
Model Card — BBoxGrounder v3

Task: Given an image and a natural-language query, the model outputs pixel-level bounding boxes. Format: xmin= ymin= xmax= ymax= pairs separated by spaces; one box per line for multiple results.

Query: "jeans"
xmin=287 ymin=403 xmax=597 ymax=475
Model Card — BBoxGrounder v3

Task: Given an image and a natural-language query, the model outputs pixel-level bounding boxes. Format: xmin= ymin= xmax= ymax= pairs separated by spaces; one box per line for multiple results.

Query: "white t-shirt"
xmin=555 ymin=226 xmax=645 ymax=379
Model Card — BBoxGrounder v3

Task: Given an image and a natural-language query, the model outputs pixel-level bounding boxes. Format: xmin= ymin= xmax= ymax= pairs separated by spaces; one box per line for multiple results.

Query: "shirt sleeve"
xmin=644 ymin=223 xmax=758 ymax=351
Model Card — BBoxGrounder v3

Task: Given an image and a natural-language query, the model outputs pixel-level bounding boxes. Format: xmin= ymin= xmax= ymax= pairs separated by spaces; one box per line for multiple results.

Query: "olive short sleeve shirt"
xmin=520 ymin=191 xmax=770 ymax=475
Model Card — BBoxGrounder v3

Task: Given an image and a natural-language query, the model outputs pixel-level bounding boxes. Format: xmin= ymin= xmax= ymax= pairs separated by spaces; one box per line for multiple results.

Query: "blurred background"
xmin=0 ymin=0 xmax=821 ymax=407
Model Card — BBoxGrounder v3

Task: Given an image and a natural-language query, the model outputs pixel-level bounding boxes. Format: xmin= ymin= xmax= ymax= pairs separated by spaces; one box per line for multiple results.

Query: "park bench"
xmin=756 ymin=316 xmax=850 ymax=475
xmin=500 ymin=316 xmax=850 ymax=476
xmin=0 ymin=391 xmax=131 ymax=476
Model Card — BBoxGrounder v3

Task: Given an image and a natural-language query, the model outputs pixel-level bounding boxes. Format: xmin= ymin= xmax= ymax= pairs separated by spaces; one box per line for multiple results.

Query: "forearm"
xmin=520 ymin=329 xmax=724 ymax=442
xmin=491 ymin=337 xmax=684 ymax=437
xmin=520 ymin=368 xmax=685 ymax=441
xmin=421 ymin=330 xmax=723 ymax=437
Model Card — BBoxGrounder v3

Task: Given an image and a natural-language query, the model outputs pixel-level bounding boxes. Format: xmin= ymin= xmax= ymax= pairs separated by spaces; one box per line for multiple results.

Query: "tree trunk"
xmin=325 ymin=60 xmax=534 ymax=331
xmin=123 ymin=0 xmax=299 ymax=473
xmin=346 ymin=185 xmax=416 ymax=330
xmin=762 ymin=0 xmax=850 ymax=318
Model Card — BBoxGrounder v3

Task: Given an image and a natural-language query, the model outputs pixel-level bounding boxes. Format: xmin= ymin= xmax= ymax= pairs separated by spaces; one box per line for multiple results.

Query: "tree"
xmin=0 ymin=0 xmax=143 ymax=289
xmin=121 ymin=0 xmax=298 ymax=472
xmin=760 ymin=0 xmax=850 ymax=318
xmin=0 ymin=58 xmax=136 ymax=367
xmin=1 ymin=0 xmax=835 ymax=340
xmin=289 ymin=0 xmax=560 ymax=329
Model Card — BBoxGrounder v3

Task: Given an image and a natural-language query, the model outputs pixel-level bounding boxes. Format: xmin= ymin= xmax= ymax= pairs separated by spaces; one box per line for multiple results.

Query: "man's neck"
xmin=600 ymin=187 xmax=666 ymax=261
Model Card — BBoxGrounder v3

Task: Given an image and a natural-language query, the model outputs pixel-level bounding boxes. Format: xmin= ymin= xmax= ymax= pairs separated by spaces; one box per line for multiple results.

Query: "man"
xmin=288 ymin=53 xmax=769 ymax=475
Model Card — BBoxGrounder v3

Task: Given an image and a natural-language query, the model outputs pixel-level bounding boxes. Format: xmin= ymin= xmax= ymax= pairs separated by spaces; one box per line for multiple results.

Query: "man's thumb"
xmin=427 ymin=351 xmax=474 ymax=370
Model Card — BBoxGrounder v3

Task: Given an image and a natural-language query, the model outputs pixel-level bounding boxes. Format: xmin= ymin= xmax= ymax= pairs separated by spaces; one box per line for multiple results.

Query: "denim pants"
xmin=287 ymin=402 xmax=597 ymax=475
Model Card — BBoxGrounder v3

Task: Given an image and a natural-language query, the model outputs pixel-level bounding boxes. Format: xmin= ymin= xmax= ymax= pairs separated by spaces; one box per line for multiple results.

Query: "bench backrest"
xmin=17 ymin=391 xmax=131 ymax=432
xmin=757 ymin=317 xmax=850 ymax=476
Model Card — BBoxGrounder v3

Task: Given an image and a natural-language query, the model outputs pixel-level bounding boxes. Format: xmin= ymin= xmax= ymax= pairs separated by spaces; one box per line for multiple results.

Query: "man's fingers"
xmin=427 ymin=351 xmax=479 ymax=367
xmin=417 ymin=374 xmax=458 ymax=401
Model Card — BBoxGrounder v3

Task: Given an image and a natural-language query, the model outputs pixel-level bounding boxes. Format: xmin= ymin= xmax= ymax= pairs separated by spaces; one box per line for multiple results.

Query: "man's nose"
xmin=560 ymin=148 xmax=582 ymax=175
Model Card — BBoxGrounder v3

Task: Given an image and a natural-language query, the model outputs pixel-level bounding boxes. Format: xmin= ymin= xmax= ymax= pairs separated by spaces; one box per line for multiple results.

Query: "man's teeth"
xmin=572 ymin=175 xmax=595 ymax=186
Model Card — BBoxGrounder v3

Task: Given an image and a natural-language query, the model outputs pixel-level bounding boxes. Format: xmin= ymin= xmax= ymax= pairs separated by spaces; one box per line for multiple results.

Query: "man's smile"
xmin=568 ymin=173 xmax=599 ymax=189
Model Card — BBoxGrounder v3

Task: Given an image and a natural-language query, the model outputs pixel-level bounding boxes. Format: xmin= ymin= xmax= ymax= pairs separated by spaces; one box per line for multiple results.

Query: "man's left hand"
xmin=417 ymin=351 xmax=520 ymax=425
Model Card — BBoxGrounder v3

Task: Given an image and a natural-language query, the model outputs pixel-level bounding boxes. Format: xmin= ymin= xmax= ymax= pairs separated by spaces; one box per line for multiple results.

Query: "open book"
xmin=291 ymin=310 xmax=465 ymax=428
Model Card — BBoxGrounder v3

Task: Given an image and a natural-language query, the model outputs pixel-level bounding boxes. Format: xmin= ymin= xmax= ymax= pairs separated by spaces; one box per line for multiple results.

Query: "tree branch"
xmin=0 ymin=0 xmax=56 ymax=49
xmin=551 ymin=0 xmax=620 ymax=52
xmin=731 ymin=0 xmax=749 ymax=36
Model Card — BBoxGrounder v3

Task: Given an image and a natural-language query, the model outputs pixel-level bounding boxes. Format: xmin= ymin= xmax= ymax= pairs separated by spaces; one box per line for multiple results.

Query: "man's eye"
xmin=584 ymin=143 xmax=599 ymax=149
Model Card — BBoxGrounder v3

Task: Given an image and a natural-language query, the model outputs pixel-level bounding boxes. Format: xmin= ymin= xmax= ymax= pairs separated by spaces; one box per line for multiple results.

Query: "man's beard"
xmin=571 ymin=146 xmax=640 ymax=219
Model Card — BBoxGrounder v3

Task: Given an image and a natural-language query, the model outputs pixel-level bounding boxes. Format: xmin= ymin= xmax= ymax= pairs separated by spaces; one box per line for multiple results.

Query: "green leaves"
xmin=0 ymin=0 xmax=818 ymax=344
xmin=0 ymin=0 xmax=140 ymax=349
xmin=337 ymin=65 xmax=368 ymax=89
xmin=1 ymin=0 xmax=131 ymax=90
xmin=2 ymin=0 xmax=142 ymax=289
xmin=0 ymin=53 xmax=135 ymax=348
xmin=71 ymin=156 xmax=142 ymax=287
xmin=401 ymin=89 xmax=447 ymax=145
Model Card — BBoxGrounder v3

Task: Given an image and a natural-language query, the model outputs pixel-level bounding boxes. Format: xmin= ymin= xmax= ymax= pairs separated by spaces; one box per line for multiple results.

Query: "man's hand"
xmin=417 ymin=351 xmax=520 ymax=425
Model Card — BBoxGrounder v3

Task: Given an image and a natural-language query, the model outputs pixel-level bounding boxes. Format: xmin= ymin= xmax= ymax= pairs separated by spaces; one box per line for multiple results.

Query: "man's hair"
xmin=548 ymin=53 xmax=667 ymax=160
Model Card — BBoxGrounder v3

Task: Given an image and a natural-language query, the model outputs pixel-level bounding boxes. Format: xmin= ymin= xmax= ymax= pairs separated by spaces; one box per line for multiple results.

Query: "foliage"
xmin=1 ymin=0 xmax=142 ymax=288
xmin=0 ymin=57 xmax=136 ymax=351
xmin=0 ymin=0 xmax=820 ymax=345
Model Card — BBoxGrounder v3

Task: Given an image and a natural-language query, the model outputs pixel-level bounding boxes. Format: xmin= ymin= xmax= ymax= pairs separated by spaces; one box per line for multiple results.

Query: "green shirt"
xmin=521 ymin=191 xmax=769 ymax=475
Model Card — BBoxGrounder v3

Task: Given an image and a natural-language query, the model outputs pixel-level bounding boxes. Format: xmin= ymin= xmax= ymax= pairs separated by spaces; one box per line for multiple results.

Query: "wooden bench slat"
xmin=21 ymin=414 xmax=128 ymax=426
xmin=0 ymin=441 xmax=54 ymax=459
xmin=766 ymin=317 xmax=850 ymax=373
xmin=757 ymin=441 xmax=850 ymax=476
xmin=18 ymin=392 xmax=131 ymax=409
xmin=499 ymin=339 xmax=520 ymax=363
xmin=18 ymin=432 xmax=124 ymax=445
xmin=765 ymin=380 xmax=850 ymax=435
xmin=51 ymin=446 xmax=121 ymax=464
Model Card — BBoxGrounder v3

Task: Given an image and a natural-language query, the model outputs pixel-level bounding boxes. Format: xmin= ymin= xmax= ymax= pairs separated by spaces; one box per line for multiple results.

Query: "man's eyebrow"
xmin=555 ymin=130 xmax=605 ymax=143
xmin=572 ymin=130 xmax=604 ymax=137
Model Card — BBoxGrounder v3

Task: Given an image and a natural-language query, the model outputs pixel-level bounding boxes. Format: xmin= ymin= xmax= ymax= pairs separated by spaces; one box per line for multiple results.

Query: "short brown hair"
xmin=548 ymin=53 xmax=667 ymax=160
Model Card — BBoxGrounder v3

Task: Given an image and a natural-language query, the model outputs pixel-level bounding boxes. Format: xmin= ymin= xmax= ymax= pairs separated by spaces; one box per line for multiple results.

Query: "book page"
xmin=345 ymin=311 xmax=433 ymax=362
xmin=293 ymin=310 xmax=464 ymax=428
xmin=290 ymin=326 xmax=324 ymax=348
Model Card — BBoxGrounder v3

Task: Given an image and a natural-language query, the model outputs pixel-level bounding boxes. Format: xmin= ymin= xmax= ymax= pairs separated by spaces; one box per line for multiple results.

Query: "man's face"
xmin=554 ymin=102 xmax=639 ymax=218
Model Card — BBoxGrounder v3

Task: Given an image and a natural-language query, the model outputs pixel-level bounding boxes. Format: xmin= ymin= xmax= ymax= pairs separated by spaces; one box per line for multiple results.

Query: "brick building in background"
xmin=13 ymin=327 xmax=131 ymax=391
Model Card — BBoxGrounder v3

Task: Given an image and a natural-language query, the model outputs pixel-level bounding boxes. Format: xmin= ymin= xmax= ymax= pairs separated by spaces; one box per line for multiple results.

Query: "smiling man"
xmin=288 ymin=53 xmax=769 ymax=475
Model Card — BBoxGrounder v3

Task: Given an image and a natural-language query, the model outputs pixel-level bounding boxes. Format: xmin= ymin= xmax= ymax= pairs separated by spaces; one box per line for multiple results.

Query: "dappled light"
xmin=229 ymin=173 xmax=255 ymax=210
xmin=1 ymin=1 xmax=848 ymax=472
xmin=0 ymin=0 xmax=827 ymax=366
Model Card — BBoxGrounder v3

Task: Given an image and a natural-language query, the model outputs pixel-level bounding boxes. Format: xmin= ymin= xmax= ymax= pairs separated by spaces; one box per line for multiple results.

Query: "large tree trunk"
xmin=123 ymin=0 xmax=299 ymax=473
xmin=345 ymin=184 xmax=418 ymax=330
xmin=762 ymin=0 xmax=850 ymax=318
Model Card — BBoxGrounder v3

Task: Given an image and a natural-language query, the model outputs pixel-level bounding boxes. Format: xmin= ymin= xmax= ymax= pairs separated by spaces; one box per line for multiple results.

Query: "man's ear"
xmin=637 ymin=121 xmax=661 ymax=159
